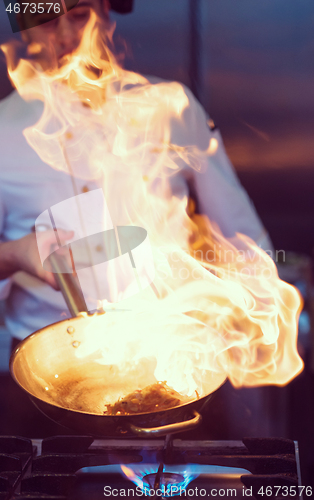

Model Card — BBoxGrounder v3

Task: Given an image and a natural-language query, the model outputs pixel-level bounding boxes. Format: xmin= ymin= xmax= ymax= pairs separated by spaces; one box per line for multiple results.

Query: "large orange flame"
xmin=1 ymin=11 xmax=303 ymax=399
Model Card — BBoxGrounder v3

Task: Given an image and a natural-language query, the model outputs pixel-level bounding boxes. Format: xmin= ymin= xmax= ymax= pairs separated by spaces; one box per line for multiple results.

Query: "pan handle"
xmin=128 ymin=410 xmax=202 ymax=437
xmin=33 ymin=224 xmax=88 ymax=317
xmin=49 ymin=252 xmax=88 ymax=318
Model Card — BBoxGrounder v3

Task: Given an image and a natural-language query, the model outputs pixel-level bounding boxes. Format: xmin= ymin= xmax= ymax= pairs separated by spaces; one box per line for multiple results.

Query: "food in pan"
xmin=104 ymin=381 xmax=194 ymax=415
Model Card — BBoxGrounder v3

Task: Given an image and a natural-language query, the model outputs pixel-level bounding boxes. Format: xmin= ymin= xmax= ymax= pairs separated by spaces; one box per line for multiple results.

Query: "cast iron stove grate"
xmin=0 ymin=436 xmax=302 ymax=500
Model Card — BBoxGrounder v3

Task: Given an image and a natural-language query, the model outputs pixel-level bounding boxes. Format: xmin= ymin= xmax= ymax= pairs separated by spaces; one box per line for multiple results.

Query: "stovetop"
xmin=0 ymin=436 xmax=302 ymax=500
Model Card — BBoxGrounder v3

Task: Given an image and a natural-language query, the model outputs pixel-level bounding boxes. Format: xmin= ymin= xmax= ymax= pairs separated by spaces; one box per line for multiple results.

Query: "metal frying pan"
xmin=10 ymin=315 xmax=227 ymax=437
xmin=10 ymin=253 xmax=226 ymax=437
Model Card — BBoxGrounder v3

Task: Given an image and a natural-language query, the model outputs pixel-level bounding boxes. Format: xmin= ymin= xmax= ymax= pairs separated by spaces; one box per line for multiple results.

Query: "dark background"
xmin=1 ymin=0 xmax=314 ymax=488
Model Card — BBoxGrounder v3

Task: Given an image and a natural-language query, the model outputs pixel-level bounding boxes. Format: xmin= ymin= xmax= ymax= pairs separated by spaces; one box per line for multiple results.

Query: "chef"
xmin=0 ymin=0 xmax=273 ymax=345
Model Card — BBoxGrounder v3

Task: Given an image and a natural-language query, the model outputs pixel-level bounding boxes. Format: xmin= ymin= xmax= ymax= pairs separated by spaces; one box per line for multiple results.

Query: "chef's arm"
xmin=0 ymin=230 xmax=73 ymax=289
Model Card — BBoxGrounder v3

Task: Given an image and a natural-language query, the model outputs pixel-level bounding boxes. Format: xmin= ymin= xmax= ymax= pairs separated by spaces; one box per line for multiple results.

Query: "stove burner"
xmin=120 ymin=462 xmax=199 ymax=495
xmin=143 ymin=471 xmax=185 ymax=495
xmin=0 ymin=437 xmax=302 ymax=499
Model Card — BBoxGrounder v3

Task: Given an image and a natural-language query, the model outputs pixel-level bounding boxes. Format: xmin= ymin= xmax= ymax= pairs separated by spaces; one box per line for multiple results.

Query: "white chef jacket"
xmin=0 ymin=83 xmax=272 ymax=340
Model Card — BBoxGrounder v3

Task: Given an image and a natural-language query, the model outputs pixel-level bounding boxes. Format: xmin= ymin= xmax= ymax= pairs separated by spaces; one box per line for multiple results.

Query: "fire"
xmin=120 ymin=464 xmax=199 ymax=495
xmin=1 ymin=10 xmax=303 ymax=401
xmin=121 ymin=465 xmax=143 ymax=486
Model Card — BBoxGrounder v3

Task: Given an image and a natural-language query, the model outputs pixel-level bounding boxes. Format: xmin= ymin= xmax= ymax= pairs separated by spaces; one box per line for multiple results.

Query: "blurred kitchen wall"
xmin=202 ymin=0 xmax=314 ymax=171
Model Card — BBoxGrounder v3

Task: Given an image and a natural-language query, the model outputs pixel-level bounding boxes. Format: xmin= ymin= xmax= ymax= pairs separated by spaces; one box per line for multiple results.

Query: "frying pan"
xmin=10 ymin=254 xmax=227 ymax=437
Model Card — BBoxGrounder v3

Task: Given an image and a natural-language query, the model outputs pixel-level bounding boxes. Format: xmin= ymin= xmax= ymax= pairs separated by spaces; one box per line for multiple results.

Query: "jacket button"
xmin=82 ymin=186 xmax=89 ymax=193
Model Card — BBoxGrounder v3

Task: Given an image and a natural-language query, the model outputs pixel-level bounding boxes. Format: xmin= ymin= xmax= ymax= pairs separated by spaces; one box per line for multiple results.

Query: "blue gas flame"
xmin=121 ymin=464 xmax=200 ymax=496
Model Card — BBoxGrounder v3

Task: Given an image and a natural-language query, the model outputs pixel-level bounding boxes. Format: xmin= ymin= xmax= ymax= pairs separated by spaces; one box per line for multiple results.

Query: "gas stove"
xmin=0 ymin=436 xmax=302 ymax=500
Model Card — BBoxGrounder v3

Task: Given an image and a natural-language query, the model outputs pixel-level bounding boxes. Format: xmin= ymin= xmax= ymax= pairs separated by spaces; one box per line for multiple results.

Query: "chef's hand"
xmin=0 ymin=230 xmax=74 ymax=290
